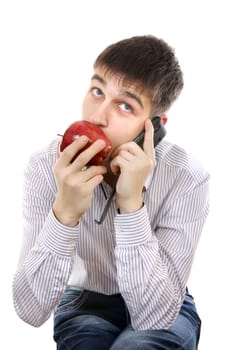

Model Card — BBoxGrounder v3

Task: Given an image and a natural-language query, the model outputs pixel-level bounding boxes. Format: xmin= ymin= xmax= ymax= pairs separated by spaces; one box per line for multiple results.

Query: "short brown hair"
xmin=94 ymin=35 xmax=184 ymax=115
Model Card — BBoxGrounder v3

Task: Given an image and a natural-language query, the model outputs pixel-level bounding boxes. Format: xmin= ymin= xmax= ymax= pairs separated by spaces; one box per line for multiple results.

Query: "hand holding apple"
xmin=60 ymin=120 xmax=112 ymax=165
xmin=53 ymin=121 xmax=111 ymax=226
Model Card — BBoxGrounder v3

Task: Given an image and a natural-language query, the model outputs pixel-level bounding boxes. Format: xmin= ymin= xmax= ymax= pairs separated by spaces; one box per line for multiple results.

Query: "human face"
xmin=82 ymin=67 xmax=152 ymax=155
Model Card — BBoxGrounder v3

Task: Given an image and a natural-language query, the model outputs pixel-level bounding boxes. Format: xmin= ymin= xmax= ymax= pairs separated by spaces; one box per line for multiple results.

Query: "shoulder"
xmin=24 ymin=138 xmax=59 ymax=180
xmin=27 ymin=138 xmax=59 ymax=166
xmin=155 ymin=140 xmax=210 ymax=191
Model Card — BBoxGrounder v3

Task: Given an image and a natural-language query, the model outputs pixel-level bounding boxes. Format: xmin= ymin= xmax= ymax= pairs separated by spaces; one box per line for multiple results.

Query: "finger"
xmin=143 ymin=119 xmax=155 ymax=158
xmin=116 ymin=150 xmax=134 ymax=162
xmin=111 ymin=142 xmax=140 ymax=159
xmin=80 ymin=165 xmax=107 ymax=181
xmin=110 ymin=156 xmax=129 ymax=175
xmin=86 ymin=174 xmax=105 ymax=190
xmin=71 ymin=139 xmax=106 ymax=169
xmin=59 ymin=136 xmax=90 ymax=166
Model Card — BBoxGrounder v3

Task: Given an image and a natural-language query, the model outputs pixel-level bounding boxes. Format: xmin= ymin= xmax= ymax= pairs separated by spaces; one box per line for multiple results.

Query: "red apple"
xmin=60 ymin=120 xmax=112 ymax=165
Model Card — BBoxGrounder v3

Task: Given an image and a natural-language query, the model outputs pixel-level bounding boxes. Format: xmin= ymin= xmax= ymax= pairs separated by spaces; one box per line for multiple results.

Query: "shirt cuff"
xmin=39 ymin=209 xmax=79 ymax=256
xmin=114 ymin=205 xmax=152 ymax=246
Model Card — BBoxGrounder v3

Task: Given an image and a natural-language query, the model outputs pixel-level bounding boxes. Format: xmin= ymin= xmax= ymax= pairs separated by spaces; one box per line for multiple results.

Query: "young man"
xmin=13 ymin=35 xmax=209 ymax=349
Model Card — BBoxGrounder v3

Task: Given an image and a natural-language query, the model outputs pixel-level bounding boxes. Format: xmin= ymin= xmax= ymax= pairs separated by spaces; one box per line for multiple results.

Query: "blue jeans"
xmin=53 ymin=289 xmax=201 ymax=349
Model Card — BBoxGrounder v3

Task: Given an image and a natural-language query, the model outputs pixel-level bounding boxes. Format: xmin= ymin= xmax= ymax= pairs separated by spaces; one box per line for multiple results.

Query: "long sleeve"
xmin=12 ymin=147 xmax=79 ymax=327
xmin=13 ymin=139 xmax=210 ymax=330
xmin=114 ymin=166 xmax=209 ymax=330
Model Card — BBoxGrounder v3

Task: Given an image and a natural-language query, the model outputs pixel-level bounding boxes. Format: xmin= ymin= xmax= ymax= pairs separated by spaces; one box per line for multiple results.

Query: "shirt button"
xmin=115 ymin=226 xmax=121 ymax=234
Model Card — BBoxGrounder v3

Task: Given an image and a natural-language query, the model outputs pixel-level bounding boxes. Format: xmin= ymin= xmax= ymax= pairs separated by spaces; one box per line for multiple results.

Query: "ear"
xmin=160 ymin=115 xmax=168 ymax=125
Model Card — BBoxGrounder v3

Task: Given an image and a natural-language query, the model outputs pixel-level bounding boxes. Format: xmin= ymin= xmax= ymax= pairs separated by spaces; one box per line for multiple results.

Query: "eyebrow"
xmin=91 ymin=74 xmax=106 ymax=85
xmin=122 ymin=91 xmax=143 ymax=108
xmin=91 ymin=73 xmax=144 ymax=109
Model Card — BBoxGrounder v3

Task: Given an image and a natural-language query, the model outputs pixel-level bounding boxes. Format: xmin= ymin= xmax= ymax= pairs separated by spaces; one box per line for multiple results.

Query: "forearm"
xmin=114 ymin=207 xmax=181 ymax=330
xmin=12 ymin=210 xmax=79 ymax=327
xmin=114 ymin=204 xmax=200 ymax=330
xmin=115 ymin=242 xmax=182 ymax=330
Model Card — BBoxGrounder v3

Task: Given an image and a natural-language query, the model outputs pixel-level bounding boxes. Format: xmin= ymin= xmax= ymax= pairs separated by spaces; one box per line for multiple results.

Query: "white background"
xmin=0 ymin=1 xmax=232 ymax=349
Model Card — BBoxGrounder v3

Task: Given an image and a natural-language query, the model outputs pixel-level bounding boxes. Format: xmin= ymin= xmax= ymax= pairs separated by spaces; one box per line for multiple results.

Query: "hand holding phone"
xmin=133 ymin=116 xmax=166 ymax=148
xmin=95 ymin=116 xmax=166 ymax=224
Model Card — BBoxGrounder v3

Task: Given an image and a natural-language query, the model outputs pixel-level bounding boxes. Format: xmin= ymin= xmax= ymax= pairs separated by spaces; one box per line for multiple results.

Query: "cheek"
xmin=82 ymin=105 xmax=88 ymax=120
xmin=82 ymin=96 xmax=93 ymax=121
xmin=106 ymin=123 xmax=139 ymax=149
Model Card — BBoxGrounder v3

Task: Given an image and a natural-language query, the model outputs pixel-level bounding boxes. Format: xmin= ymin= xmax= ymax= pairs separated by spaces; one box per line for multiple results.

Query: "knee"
xmin=111 ymin=331 xmax=148 ymax=350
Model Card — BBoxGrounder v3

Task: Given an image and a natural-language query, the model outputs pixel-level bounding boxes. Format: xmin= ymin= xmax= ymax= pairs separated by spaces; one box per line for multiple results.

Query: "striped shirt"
xmin=12 ymin=138 xmax=209 ymax=330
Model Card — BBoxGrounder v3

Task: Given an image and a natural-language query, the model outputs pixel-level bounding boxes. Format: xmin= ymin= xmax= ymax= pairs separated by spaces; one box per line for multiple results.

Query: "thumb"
xmin=143 ymin=119 xmax=154 ymax=158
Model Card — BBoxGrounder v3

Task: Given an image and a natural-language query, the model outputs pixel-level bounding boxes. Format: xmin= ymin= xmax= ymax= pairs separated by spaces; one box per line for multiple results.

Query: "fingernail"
xmin=97 ymin=139 xmax=105 ymax=146
xmin=80 ymin=135 xmax=89 ymax=142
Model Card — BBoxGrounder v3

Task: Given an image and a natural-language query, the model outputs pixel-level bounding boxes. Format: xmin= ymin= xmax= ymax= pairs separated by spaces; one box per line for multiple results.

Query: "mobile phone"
xmin=133 ymin=116 xmax=166 ymax=148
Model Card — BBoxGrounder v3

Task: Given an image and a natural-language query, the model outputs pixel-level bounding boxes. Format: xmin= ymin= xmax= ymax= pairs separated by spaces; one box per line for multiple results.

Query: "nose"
xmin=90 ymin=102 xmax=109 ymax=127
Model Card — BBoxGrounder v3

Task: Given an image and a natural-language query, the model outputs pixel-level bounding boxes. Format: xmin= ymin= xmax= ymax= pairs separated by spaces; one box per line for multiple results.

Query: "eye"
xmin=91 ymin=87 xmax=103 ymax=97
xmin=119 ymin=102 xmax=132 ymax=113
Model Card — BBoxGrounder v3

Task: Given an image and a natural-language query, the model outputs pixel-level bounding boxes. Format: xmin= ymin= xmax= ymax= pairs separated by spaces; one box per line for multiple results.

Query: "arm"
xmin=114 ymin=174 xmax=209 ymax=330
xmin=13 ymin=137 xmax=107 ymax=327
xmin=12 ymin=152 xmax=79 ymax=327
xmin=111 ymin=120 xmax=209 ymax=329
